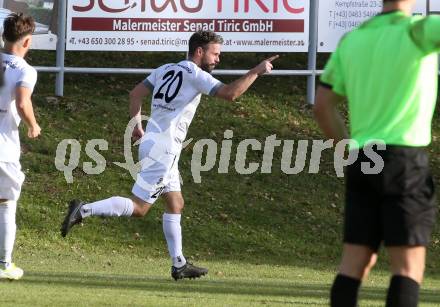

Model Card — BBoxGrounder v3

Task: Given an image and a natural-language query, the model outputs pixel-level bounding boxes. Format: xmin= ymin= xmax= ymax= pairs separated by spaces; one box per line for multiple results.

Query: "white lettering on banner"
xmin=183 ymin=20 xmax=215 ymax=32
xmin=217 ymin=20 xmax=241 ymax=32
xmin=318 ymin=0 xmax=428 ymax=53
xmin=242 ymin=20 xmax=274 ymax=32
xmin=66 ymin=0 xmax=309 ymax=52
xmin=113 ymin=19 xmax=183 ymax=31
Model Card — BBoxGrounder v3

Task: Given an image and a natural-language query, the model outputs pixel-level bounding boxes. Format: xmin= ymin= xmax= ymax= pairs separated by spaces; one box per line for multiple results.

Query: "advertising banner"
xmin=318 ymin=0 xmax=428 ymax=52
xmin=66 ymin=0 xmax=309 ymax=52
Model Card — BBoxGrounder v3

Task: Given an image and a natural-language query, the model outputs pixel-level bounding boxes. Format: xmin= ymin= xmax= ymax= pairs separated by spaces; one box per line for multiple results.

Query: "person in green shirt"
xmin=314 ymin=0 xmax=440 ymax=306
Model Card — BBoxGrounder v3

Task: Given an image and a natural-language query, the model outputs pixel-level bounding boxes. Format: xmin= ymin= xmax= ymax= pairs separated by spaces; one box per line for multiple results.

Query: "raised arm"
xmin=410 ymin=15 xmax=440 ymax=54
xmin=15 ymin=86 xmax=40 ymax=138
xmin=215 ymin=55 xmax=279 ymax=101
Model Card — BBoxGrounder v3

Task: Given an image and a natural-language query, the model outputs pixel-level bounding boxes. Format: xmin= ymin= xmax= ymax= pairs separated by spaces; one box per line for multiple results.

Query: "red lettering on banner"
xmin=180 ymin=0 xmax=203 ymax=13
xmin=216 ymin=0 xmax=240 ymax=13
xmin=99 ymin=0 xmax=134 ymax=13
xmin=151 ymin=0 xmax=178 ymax=13
xmin=245 ymin=0 xmax=269 ymax=13
xmin=73 ymin=0 xmax=95 ymax=12
xmin=283 ymin=0 xmax=304 ymax=13
xmin=217 ymin=0 xmax=303 ymax=14
xmin=73 ymin=0 xmax=135 ymax=13
xmin=72 ymin=0 xmax=304 ymax=14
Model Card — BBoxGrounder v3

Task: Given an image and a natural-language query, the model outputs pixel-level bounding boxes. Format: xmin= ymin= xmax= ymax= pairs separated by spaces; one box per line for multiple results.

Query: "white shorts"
xmin=131 ymin=152 xmax=181 ymax=204
xmin=0 ymin=161 xmax=25 ymax=201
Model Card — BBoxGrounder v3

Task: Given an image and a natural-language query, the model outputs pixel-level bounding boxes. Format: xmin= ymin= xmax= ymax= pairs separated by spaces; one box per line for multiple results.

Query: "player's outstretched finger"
xmin=265 ymin=63 xmax=273 ymax=72
xmin=267 ymin=55 xmax=279 ymax=62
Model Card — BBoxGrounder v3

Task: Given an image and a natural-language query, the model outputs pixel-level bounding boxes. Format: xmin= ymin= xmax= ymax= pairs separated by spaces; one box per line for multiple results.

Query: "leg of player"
xmin=163 ymin=192 xmax=186 ymax=267
xmin=385 ymin=246 xmax=425 ymax=307
xmin=0 ymin=199 xmax=23 ymax=280
xmin=131 ymin=196 xmax=153 ymax=217
xmin=60 ymin=195 xmax=152 ymax=237
xmin=162 ymin=191 xmax=208 ymax=281
xmin=330 ymin=244 xmax=377 ymax=307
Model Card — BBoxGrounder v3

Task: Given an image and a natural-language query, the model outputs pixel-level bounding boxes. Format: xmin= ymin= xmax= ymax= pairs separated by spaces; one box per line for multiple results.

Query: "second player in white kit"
xmin=0 ymin=13 xmax=41 ymax=280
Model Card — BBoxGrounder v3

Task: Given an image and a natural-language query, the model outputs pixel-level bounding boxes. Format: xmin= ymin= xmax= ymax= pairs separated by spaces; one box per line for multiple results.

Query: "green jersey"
xmin=321 ymin=11 xmax=440 ymax=149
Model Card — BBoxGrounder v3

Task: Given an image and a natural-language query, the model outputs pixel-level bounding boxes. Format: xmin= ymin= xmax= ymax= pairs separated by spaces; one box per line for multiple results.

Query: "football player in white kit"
xmin=61 ymin=31 xmax=277 ymax=280
xmin=0 ymin=13 xmax=40 ymax=280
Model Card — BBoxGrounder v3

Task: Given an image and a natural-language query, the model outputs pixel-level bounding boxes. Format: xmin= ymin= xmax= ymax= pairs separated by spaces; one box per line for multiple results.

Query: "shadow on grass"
xmin=19 ymin=271 xmax=440 ymax=304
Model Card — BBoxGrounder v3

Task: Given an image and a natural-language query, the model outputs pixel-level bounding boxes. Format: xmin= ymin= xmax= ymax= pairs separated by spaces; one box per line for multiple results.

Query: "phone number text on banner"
xmin=67 ymin=0 xmax=309 ymax=52
xmin=317 ymin=0 xmax=427 ymax=53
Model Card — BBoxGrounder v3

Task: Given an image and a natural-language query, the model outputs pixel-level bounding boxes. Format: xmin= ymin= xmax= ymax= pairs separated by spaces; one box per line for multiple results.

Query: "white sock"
xmin=163 ymin=213 xmax=186 ymax=268
xmin=80 ymin=196 xmax=134 ymax=218
xmin=0 ymin=201 xmax=17 ymax=264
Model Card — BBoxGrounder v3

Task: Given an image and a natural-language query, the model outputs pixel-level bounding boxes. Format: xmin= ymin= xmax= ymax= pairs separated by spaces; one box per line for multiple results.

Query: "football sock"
xmin=163 ymin=213 xmax=186 ymax=268
xmin=0 ymin=201 xmax=17 ymax=264
xmin=81 ymin=197 xmax=134 ymax=218
xmin=386 ymin=275 xmax=419 ymax=307
xmin=330 ymin=274 xmax=361 ymax=307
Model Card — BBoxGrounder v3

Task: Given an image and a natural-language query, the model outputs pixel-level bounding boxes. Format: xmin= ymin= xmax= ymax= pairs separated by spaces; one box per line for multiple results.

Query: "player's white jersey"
xmin=142 ymin=60 xmax=223 ymax=155
xmin=0 ymin=53 xmax=37 ymax=162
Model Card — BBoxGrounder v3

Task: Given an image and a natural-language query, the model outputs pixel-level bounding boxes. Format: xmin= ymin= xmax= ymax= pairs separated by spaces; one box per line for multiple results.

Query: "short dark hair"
xmin=3 ymin=13 xmax=35 ymax=43
xmin=188 ymin=31 xmax=223 ymax=56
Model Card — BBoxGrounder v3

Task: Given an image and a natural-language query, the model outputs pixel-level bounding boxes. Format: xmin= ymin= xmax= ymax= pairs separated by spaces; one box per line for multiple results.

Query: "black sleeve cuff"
xmin=209 ymin=82 xmax=224 ymax=96
xmin=142 ymin=79 xmax=154 ymax=91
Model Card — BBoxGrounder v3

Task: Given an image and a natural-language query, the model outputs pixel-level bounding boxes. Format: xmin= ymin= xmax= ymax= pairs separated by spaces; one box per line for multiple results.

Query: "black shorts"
xmin=344 ymin=145 xmax=437 ymax=251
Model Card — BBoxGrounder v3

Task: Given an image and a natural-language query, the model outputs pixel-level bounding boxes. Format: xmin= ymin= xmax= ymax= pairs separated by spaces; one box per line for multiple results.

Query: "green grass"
xmin=1 ymin=51 xmax=439 ymax=305
xmin=2 ymin=256 xmax=440 ymax=306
